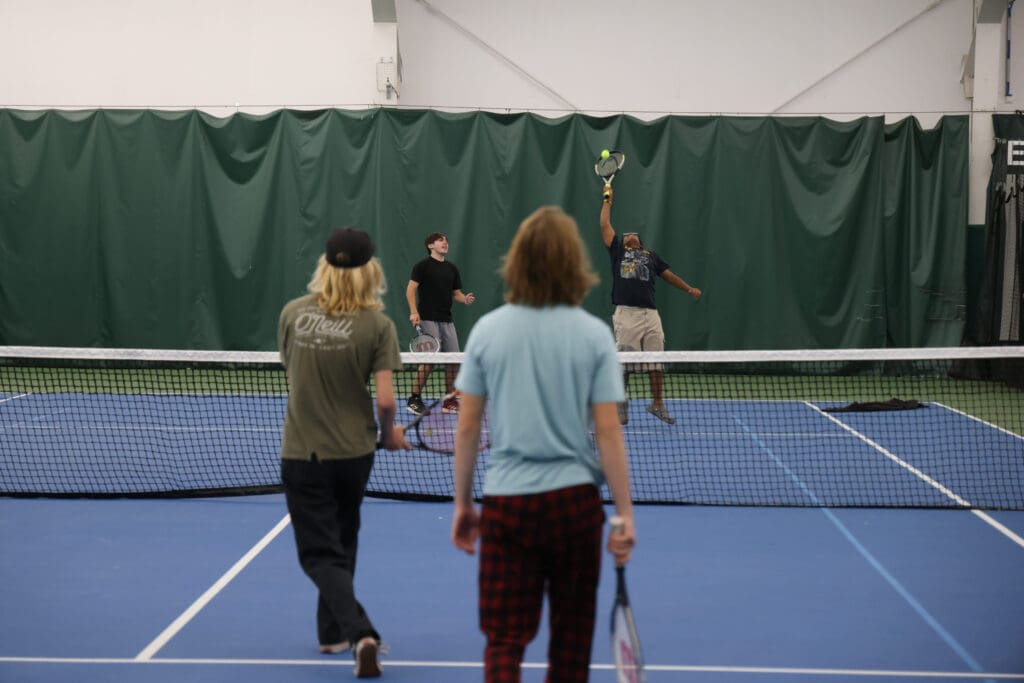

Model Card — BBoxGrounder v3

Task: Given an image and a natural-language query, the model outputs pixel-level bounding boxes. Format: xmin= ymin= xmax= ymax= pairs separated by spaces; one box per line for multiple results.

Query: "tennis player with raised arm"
xmin=451 ymin=206 xmax=637 ymax=682
xmin=600 ymin=185 xmax=701 ymax=426
xmin=278 ymin=227 xmax=410 ymax=678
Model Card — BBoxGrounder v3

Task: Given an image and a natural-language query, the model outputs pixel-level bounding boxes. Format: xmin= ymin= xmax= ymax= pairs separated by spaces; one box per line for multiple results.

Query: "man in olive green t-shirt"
xmin=279 ymin=296 xmax=402 ymax=460
xmin=278 ymin=227 xmax=409 ymax=678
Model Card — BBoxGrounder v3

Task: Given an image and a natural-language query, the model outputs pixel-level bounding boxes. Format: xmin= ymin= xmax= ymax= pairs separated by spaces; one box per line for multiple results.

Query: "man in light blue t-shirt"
xmin=456 ymin=304 xmax=622 ymax=496
xmin=450 ymin=206 xmax=637 ymax=682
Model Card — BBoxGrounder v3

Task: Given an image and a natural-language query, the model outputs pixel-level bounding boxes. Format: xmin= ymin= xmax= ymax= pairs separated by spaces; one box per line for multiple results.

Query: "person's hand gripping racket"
xmin=378 ymin=423 xmax=412 ymax=452
xmin=608 ymin=514 xmax=635 ymax=565
xmin=377 ymin=379 xmax=414 ymax=452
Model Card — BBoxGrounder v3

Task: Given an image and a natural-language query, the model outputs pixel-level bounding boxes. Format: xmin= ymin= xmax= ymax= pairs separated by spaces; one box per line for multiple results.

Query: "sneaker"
xmin=646 ymin=403 xmax=676 ymax=425
xmin=354 ymin=637 xmax=382 ymax=678
xmin=442 ymin=396 xmax=459 ymax=414
xmin=319 ymin=640 xmax=350 ymax=654
xmin=617 ymin=401 xmax=629 ymax=425
xmin=407 ymin=394 xmax=427 ymax=416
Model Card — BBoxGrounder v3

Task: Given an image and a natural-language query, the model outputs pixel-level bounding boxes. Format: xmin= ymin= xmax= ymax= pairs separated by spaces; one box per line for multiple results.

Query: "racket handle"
xmin=603 ymin=185 xmax=611 ymax=200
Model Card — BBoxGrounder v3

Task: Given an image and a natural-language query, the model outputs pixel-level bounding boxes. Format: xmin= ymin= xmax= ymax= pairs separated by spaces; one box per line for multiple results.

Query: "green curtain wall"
xmin=0 ymin=109 xmax=967 ymax=351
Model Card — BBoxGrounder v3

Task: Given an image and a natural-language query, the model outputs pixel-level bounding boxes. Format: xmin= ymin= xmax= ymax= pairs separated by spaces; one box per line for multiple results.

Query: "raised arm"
xmin=599 ymin=187 xmax=615 ymax=248
xmin=660 ymin=269 xmax=702 ymax=301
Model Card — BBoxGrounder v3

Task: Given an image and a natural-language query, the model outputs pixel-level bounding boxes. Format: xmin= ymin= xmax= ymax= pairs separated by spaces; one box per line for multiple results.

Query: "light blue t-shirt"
xmin=455 ymin=304 xmax=625 ymax=496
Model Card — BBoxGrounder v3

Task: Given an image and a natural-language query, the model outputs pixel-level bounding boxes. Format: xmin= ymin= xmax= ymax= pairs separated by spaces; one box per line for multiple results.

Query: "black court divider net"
xmin=1 ymin=346 xmax=1022 ymax=509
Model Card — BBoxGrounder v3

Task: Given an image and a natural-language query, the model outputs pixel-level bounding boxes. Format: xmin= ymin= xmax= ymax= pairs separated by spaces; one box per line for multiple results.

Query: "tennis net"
xmin=1 ymin=345 xmax=1022 ymax=508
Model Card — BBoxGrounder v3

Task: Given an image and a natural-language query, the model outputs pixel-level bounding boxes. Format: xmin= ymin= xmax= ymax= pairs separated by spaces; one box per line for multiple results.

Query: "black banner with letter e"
xmin=1006 ymin=139 xmax=1024 ymax=174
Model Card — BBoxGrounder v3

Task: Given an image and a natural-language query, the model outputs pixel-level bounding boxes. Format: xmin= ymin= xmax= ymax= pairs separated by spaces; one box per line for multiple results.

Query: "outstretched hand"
xmin=689 ymin=287 xmax=702 ymax=301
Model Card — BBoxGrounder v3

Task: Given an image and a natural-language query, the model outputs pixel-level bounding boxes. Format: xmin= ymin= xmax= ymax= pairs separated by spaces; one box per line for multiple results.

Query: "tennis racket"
xmin=409 ymin=324 xmax=441 ymax=353
xmin=377 ymin=392 xmax=451 ymax=449
xmin=402 ymin=390 xmax=490 ymax=455
xmin=595 ymin=150 xmax=626 ymax=200
xmin=609 ymin=516 xmax=645 ymax=683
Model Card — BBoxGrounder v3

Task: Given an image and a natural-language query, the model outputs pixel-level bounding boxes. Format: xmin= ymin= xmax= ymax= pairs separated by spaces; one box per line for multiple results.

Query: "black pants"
xmin=281 ymin=453 xmax=379 ymax=647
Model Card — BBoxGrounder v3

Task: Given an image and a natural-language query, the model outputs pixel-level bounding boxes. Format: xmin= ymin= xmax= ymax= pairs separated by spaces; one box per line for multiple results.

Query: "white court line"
xmin=806 ymin=402 xmax=1024 ymax=550
xmin=933 ymin=401 xmax=1024 ymax=441
xmin=0 ymin=393 xmax=31 ymax=404
xmin=1 ymin=657 xmax=1022 ymax=678
xmin=966 ymin=511 xmax=1024 ymax=550
xmin=134 ymin=513 xmax=292 ymax=661
xmin=930 ymin=402 xmax=1024 ymax=550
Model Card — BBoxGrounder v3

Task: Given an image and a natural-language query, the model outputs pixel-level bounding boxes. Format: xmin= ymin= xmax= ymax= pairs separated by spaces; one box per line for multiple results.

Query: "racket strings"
xmin=595 ymin=158 xmax=620 ymax=177
xmin=415 ymin=409 xmax=490 ymax=453
xmin=411 ymin=335 xmax=440 ymax=352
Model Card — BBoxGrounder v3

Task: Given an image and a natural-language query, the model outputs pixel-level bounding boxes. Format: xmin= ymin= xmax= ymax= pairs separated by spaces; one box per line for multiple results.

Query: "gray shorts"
xmin=418 ymin=320 xmax=460 ymax=352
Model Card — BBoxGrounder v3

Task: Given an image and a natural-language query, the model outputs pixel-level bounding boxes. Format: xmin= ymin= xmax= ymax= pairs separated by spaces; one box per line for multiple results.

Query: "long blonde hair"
xmin=501 ymin=206 xmax=599 ymax=306
xmin=307 ymin=255 xmax=387 ymax=315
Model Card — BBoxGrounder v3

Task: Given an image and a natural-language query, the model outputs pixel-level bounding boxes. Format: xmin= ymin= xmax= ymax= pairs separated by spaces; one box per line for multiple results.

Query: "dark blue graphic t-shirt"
xmin=607 ymin=234 xmax=668 ymax=309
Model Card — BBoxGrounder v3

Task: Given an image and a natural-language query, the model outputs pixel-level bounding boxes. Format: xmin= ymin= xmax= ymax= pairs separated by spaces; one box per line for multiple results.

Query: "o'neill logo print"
xmin=293 ymin=309 xmax=354 ymax=349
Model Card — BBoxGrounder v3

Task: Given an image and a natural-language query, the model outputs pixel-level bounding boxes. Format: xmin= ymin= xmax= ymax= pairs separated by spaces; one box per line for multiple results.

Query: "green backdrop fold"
xmin=0 ymin=109 xmax=968 ymax=350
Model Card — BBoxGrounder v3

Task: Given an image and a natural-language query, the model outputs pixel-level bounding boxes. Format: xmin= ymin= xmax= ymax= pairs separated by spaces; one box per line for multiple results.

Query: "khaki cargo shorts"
xmin=612 ymin=306 xmax=665 ymax=372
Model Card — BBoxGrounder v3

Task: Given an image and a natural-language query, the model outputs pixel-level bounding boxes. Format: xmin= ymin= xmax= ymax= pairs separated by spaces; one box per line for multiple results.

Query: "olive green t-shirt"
xmin=278 ymin=294 xmax=402 ymax=461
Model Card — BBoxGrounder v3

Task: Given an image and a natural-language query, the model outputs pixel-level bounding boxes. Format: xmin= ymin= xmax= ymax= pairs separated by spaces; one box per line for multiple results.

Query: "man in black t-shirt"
xmin=406 ymin=231 xmax=475 ymax=415
xmin=600 ymin=186 xmax=701 ymax=425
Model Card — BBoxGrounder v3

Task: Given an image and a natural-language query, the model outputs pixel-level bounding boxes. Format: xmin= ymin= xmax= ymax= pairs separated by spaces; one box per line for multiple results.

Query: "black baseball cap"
xmin=325 ymin=227 xmax=374 ymax=268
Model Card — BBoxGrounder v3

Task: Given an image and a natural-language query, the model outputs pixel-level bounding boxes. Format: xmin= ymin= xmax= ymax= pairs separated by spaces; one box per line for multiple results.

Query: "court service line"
xmin=805 ymin=403 xmax=1024 ymax=550
xmin=134 ymin=513 xmax=292 ymax=661
xmin=933 ymin=401 xmax=1024 ymax=441
xmin=734 ymin=416 xmax=986 ymax=675
xmin=2 ymin=657 xmax=1022 ymax=678
xmin=804 ymin=403 xmax=972 ymax=505
xmin=0 ymin=393 xmax=30 ymax=403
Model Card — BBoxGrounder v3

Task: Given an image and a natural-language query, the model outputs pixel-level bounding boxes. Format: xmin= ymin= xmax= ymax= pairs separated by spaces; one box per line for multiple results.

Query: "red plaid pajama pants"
xmin=478 ymin=483 xmax=605 ymax=683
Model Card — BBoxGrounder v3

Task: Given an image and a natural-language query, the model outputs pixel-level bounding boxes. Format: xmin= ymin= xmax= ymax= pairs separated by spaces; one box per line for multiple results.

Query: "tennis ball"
xmin=601 ymin=149 xmax=610 ymax=159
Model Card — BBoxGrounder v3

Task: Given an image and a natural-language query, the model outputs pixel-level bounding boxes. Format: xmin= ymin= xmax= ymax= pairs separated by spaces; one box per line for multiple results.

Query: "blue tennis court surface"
xmin=2 ymin=387 xmax=1023 ymax=679
xmin=1 ymin=496 xmax=1022 ymax=681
